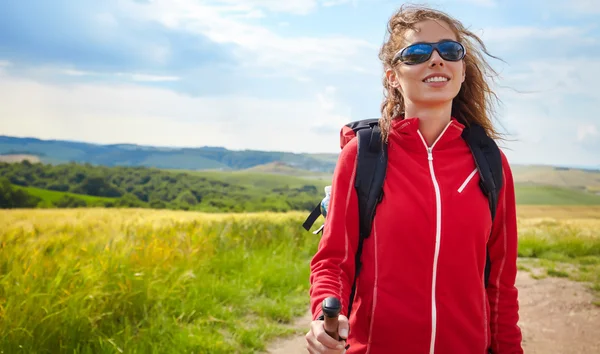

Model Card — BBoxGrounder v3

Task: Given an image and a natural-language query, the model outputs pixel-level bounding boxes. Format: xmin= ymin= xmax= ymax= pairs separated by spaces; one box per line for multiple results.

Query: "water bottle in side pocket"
xmin=314 ymin=185 xmax=332 ymax=234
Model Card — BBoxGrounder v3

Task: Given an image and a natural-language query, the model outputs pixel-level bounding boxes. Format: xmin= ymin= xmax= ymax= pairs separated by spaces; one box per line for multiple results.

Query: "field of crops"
xmin=1 ymin=206 xmax=599 ymax=353
xmin=515 ymin=206 xmax=600 ymax=303
xmin=1 ymin=209 xmax=319 ymax=353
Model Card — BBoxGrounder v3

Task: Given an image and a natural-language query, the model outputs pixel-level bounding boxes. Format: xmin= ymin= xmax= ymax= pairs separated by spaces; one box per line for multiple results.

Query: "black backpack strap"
xmin=347 ymin=124 xmax=388 ymax=318
xmin=303 ymin=203 xmax=322 ymax=231
xmin=461 ymin=123 xmax=503 ymax=288
xmin=303 ymin=118 xmax=384 ymax=234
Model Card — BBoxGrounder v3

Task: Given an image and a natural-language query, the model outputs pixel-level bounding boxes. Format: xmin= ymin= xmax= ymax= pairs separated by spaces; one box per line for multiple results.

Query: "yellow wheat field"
xmin=0 ymin=206 xmax=598 ymax=353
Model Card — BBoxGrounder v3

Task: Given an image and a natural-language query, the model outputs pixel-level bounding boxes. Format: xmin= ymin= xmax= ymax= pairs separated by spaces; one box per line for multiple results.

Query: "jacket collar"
xmin=388 ymin=116 xmax=466 ymax=153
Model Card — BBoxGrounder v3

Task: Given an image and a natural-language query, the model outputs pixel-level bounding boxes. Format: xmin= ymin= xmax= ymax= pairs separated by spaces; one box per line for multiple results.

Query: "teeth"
xmin=424 ymin=76 xmax=449 ymax=83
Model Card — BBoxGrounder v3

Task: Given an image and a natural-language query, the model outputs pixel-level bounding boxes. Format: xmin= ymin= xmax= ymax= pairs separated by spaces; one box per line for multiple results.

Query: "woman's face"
xmin=386 ymin=19 xmax=466 ymax=110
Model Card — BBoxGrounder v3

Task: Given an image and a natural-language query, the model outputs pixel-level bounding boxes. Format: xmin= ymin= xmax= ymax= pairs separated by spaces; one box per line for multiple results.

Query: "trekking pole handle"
xmin=321 ymin=296 xmax=341 ymax=341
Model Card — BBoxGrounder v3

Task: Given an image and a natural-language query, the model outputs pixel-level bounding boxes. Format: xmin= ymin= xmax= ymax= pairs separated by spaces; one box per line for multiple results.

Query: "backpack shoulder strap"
xmin=461 ymin=123 xmax=503 ymax=288
xmin=461 ymin=123 xmax=503 ymax=219
xmin=355 ymin=123 xmax=388 ymax=240
xmin=303 ymin=118 xmax=382 ymax=233
xmin=347 ymin=122 xmax=388 ymax=317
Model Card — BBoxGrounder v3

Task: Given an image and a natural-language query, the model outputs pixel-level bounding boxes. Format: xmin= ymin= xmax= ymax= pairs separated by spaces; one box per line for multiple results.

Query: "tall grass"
xmin=2 ymin=206 xmax=599 ymax=353
xmin=515 ymin=205 xmax=600 ymax=303
xmin=0 ymin=209 xmax=320 ymax=353
xmin=516 ymin=206 xmax=600 ymax=259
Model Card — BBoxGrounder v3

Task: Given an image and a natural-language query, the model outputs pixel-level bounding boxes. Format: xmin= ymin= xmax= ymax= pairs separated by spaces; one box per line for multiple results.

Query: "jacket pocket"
xmin=457 ymin=168 xmax=478 ymax=193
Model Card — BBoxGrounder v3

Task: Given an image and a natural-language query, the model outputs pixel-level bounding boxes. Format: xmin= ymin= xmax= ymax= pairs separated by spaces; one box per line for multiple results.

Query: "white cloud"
xmin=311 ymin=85 xmax=355 ymax=137
xmin=322 ymin=0 xmax=354 ymax=7
xmin=214 ymin=0 xmax=316 ymax=14
xmin=235 ymin=9 xmax=266 ymax=19
xmin=61 ymin=69 xmax=180 ymax=82
xmin=495 ymin=57 xmax=600 ymax=166
xmin=119 ymin=0 xmax=376 ymax=76
xmin=210 ymin=0 xmax=353 ymax=14
xmin=457 ymin=0 xmax=496 ymax=6
xmin=94 ymin=12 xmax=119 ymax=28
xmin=500 ymin=58 xmax=600 ymax=101
xmin=436 ymin=0 xmax=497 ymax=7
xmin=0 ymin=73 xmax=346 ymax=154
xmin=569 ymin=0 xmax=600 ymax=14
xmin=479 ymin=25 xmax=593 ymax=43
xmin=548 ymin=0 xmax=600 ymax=15
xmin=317 ymin=86 xmax=338 ymax=111
xmin=121 ymin=73 xmax=180 ymax=82
xmin=496 ymin=106 xmax=600 ymax=167
xmin=0 ymin=60 xmax=10 ymax=75
xmin=577 ymin=124 xmax=598 ymax=142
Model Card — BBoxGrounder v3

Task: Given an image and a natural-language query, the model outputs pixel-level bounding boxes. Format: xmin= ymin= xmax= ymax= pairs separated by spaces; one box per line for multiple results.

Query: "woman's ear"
xmin=386 ymin=68 xmax=400 ymax=88
xmin=461 ymin=61 xmax=466 ymax=83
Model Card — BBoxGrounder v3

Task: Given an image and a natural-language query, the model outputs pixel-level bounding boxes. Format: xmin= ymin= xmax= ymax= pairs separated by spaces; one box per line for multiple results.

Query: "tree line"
xmin=0 ymin=161 xmax=324 ymax=212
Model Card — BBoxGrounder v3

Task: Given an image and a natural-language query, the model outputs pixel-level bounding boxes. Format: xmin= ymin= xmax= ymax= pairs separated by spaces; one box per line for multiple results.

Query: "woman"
xmin=305 ymin=4 xmax=523 ymax=354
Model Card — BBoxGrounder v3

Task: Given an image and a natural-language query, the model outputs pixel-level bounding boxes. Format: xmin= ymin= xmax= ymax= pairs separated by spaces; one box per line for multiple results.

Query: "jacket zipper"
xmin=418 ymin=121 xmax=452 ymax=354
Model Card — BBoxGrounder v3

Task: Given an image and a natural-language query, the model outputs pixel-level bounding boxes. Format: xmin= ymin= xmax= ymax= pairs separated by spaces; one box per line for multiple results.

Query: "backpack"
xmin=303 ymin=118 xmax=504 ymax=319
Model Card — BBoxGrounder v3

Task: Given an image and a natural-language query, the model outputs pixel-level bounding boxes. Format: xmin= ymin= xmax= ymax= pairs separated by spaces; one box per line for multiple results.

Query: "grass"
xmin=0 ymin=209 xmax=319 ymax=353
xmin=514 ymin=185 xmax=600 ymax=205
xmin=14 ymin=185 xmax=117 ymax=206
xmin=511 ymin=164 xmax=600 ymax=191
xmin=1 ymin=205 xmax=599 ymax=352
xmin=186 ymin=169 xmax=331 ymax=191
xmin=241 ymin=162 xmax=332 ymax=177
xmin=516 ymin=205 xmax=600 ymax=304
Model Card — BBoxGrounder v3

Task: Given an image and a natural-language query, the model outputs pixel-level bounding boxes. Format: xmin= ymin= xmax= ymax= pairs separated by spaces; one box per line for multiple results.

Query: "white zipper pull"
xmin=427 ymin=147 xmax=433 ymax=161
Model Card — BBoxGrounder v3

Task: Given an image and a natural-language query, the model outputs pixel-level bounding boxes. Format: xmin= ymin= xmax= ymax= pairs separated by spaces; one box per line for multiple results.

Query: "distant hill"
xmin=0 ymin=161 xmax=330 ymax=212
xmin=2 ymin=160 xmax=599 ymax=212
xmin=0 ymin=136 xmax=339 ymax=173
xmin=0 ymin=154 xmax=41 ymax=163
xmin=512 ymin=164 xmax=600 ymax=195
xmin=2 ymin=135 xmax=599 ymax=196
xmin=242 ymin=161 xmax=332 ymax=179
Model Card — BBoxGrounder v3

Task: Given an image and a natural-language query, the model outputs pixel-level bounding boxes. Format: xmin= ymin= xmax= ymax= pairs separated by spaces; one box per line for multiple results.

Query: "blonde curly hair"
xmin=378 ymin=3 xmax=504 ymax=142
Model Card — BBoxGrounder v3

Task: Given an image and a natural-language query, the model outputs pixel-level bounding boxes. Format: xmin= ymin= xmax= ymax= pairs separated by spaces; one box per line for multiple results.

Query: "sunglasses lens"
xmin=438 ymin=41 xmax=464 ymax=61
xmin=400 ymin=43 xmax=433 ymax=64
xmin=396 ymin=41 xmax=465 ymax=64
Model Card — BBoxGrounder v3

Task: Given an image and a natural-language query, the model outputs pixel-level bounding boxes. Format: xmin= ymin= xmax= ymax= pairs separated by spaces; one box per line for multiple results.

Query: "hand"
xmin=305 ymin=315 xmax=349 ymax=354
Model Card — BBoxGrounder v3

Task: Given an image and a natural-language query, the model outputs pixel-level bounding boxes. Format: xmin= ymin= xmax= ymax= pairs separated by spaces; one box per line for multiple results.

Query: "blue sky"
xmin=0 ymin=0 xmax=598 ymax=167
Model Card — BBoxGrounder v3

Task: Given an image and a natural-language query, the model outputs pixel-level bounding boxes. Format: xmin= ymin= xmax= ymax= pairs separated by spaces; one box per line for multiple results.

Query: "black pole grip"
xmin=321 ymin=297 xmax=341 ymax=341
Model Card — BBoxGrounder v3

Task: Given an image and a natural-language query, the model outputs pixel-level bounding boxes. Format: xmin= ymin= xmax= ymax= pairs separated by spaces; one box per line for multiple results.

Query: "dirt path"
xmin=265 ymin=269 xmax=600 ymax=353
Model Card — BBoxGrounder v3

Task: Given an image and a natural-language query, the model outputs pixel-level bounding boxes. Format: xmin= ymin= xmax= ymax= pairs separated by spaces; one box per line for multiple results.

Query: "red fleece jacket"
xmin=309 ymin=117 xmax=523 ymax=354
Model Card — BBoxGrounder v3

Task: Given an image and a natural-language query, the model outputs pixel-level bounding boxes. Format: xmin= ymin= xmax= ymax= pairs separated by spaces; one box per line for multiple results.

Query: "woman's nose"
xmin=428 ymin=50 xmax=445 ymax=67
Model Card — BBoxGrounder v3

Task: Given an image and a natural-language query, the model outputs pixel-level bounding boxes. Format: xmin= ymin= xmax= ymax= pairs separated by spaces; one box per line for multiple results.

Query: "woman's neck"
xmin=404 ymin=103 xmax=452 ymax=147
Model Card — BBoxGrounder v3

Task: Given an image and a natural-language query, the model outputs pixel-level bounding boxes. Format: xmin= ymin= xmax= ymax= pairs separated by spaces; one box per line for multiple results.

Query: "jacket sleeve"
xmin=309 ymin=138 xmax=360 ymax=320
xmin=486 ymin=151 xmax=524 ymax=353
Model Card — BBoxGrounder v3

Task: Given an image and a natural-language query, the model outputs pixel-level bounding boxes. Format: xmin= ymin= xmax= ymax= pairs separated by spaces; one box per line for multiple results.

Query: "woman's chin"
xmin=412 ymin=94 xmax=457 ymax=107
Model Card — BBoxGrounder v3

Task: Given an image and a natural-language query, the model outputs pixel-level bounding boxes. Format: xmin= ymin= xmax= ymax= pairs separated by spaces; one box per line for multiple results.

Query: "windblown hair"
xmin=378 ymin=4 xmax=503 ymax=142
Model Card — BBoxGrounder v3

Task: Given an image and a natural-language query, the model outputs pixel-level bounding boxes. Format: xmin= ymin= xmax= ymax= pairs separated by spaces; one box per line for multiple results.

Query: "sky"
xmin=0 ymin=0 xmax=599 ymax=168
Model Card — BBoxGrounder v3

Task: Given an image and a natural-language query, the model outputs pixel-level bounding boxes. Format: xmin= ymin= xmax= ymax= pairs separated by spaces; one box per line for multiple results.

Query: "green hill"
xmin=514 ymin=184 xmax=600 ymax=205
xmin=512 ymin=164 xmax=600 ymax=194
xmin=0 ymin=161 xmax=327 ymax=212
xmin=15 ymin=185 xmax=117 ymax=207
xmin=3 ymin=135 xmax=598 ymax=192
xmin=240 ymin=161 xmax=332 ymax=179
xmin=3 ymin=159 xmax=600 ymax=214
xmin=0 ymin=136 xmax=339 ymax=172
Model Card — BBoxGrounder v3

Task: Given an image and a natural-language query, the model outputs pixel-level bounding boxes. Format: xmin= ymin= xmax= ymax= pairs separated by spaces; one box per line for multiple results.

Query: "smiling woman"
xmin=378 ymin=6 xmax=503 ymax=146
xmin=306 ymin=4 xmax=523 ymax=354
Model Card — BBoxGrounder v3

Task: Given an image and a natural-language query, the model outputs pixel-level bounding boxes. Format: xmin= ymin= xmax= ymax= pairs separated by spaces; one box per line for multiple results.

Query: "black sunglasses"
xmin=392 ymin=40 xmax=466 ymax=65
